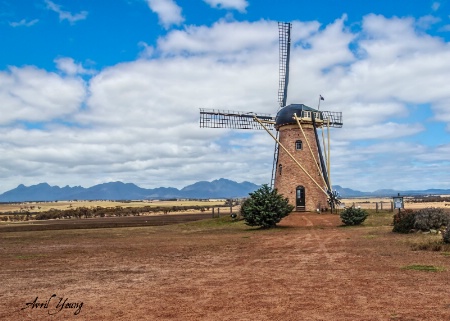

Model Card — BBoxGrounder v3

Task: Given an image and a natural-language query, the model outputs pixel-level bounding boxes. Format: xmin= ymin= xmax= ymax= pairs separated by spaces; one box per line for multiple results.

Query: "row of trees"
xmin=1 ymin=204 xmax=227 ymax=221
xmin=407 ymin=195 xmax=450 ymax=203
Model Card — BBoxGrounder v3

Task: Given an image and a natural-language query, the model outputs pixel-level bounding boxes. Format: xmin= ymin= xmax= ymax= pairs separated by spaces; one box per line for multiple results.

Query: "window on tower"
xmin=278 ymin=164 xmax=282 ymax=175
xmin=295 ymin=140 xmax=303 ymax=150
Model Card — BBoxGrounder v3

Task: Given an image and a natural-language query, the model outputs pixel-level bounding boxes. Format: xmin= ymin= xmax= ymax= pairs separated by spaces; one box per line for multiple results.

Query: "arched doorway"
xmin=296 ymin=186 xmax=305 ymax=210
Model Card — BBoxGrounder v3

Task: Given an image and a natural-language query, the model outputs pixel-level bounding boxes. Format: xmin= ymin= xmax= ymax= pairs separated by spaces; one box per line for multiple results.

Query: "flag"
xmin=320 ymin=95 xmax=325 ymax=101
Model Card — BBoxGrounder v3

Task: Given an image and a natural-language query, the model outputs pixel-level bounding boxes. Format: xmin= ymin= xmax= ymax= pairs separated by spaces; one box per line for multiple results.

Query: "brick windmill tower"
xmin=200 ymin=22 xmax=343 ymax=211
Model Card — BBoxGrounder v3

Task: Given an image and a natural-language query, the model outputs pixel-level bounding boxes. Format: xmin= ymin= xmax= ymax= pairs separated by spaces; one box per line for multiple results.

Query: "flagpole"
xmin=318 ymin=95 xmax=324 ymax=110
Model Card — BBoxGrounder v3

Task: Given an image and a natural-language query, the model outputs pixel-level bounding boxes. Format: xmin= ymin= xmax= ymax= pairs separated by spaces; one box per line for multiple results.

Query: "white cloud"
xmin=439 ymin=24 xmax=450 ymax=32
xmin=45 ymin=0 xmax=88 ymax=24
xmin=416 ymin=15 xmax=441 ymax=30
xmin=54 ymin=57 xmax=95 ymax=76
xmin=0 ymin=66 xmax=86 ymax=125
xmin=335 ymin=122 xmax=425 ymax=140
xmin=146 ymin=0 xmax=184 ymax=29
xmin=156 ymin=19 xmax=320 ymax=61
xmin=203 ymin=0 xmax=249 ymax=12
xmin=2 ymin=16 xmax=450 ymax=193
xmin=9 ymin=18 xmax=39 ymax=27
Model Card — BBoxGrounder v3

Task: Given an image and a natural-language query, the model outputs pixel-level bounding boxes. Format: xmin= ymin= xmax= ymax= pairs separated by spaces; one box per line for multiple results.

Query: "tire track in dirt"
xmin=246 ymin=213 xmax=370 ymax=319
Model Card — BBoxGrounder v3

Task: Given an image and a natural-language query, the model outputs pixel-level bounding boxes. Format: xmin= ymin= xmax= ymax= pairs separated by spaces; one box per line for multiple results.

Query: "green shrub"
xmin=340 ymin=207 xmax=368 ymax=226
xmin=240 ymin=184 xmax=294 ymax=228
xmin=414 ymin=207 xmax=449 ymax=231
xmin=392 ymin=209 xmax=415 ymax=233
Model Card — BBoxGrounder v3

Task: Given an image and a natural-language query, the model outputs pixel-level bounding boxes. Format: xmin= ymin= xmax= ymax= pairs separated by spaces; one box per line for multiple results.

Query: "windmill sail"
xmin=321 ymin=111 xmax=343 ymax=128
xmin=272 ymin=22 xmax=292 ymax=188
xmin=278 ymin=22 xmax=292 ymax=108
xmin=199 ymin=22 xmax=344 ymax=211
xmin=199 ymin=108 xmax=275 ymax=130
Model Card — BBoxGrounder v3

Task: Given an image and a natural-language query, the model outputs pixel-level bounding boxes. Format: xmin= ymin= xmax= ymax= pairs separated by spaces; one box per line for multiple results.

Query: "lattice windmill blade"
xmin=199 ymin=108 xmax=275 ymax=130
xmin=321 ymin=111 xmax=343 ymax=128
xmin=278 ymin=22 xmax=292 ymax=108
xmin=271 ymin=22 xmax=292 ymax=188
xmin=198 ymin=22 xmax=344 ymax=212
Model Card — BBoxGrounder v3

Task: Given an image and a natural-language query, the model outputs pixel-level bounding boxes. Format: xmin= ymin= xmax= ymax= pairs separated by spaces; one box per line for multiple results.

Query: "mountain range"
xmin=0 ymin=179 xmax=260 ymax=202
xmin=0 ymin=179 xmax=449 ymax=202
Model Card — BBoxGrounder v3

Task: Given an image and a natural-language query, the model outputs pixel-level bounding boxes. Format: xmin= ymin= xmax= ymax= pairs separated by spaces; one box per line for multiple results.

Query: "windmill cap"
xmin=275 ymin=104 xmax=320 ymax=128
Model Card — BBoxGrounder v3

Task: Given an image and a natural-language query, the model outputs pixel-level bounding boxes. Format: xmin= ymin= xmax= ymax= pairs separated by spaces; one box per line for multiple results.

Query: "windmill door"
xmin=296 ymin=186 xmax=305 ymax=210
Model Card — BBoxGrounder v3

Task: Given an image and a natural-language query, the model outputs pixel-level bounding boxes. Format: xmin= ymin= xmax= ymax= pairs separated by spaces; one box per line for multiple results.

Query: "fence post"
xmin=218 ymin=207 xmax=220 ymax=218
xmin=391 ymin=201 xmax=394 ymax=212
xmin=381 ymin=202 xmax=383 ymax=210
xmin=212 ymin=207 xmax=215 ymax=218
xmin=376 ymin=202 xmax=379 ymax=213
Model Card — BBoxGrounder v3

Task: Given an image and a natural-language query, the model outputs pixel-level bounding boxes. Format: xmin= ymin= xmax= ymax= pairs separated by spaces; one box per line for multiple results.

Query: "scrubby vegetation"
xmin=392 ymin=209 xmax=416 ymax=233
xmin=340 ymin=207 xmax=368 ymax=226
xmin=392 ymin=207 xmax=450 ymax=249
xmin=414 ymin=207 xmax=449 ymax=231
xmin=406 ymin=195 xmax=450 ymax=203
xmin=393 ymin=208 xmax=450 ymax=234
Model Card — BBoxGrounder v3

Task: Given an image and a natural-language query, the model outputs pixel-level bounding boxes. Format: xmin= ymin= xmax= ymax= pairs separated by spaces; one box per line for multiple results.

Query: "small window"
xmin=278 ymin=164 xmax=282 ymax=175
xmin=303 ymin=111 xmax=311 ymax=118
xmin=314 ymin=112 xmax=321 ymax=119
xmin=295 ymin=140 xmax=302 ymax=150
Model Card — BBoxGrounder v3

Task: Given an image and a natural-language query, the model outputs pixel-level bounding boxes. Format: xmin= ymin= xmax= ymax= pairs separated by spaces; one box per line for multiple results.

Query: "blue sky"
xmin=0 ymin=0 xmax=450 ymax=193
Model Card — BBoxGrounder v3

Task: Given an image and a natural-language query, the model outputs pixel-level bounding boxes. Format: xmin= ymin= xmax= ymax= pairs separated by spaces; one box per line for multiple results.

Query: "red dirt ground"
xmin=1 ymin=212 xmax=450 ymax=320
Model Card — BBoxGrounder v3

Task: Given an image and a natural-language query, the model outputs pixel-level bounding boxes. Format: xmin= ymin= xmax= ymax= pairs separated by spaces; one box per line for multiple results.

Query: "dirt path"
xmin=1 ymin=213 xmax=450 ymax=320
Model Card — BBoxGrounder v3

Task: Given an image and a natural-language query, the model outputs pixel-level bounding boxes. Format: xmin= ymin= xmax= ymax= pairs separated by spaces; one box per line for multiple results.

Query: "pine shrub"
xmin=392 ymin=209 xmax=416 ymax=233
xmin=240 ymin=184 xmax=294 ymax=228
xmin=340 ymin=207 xmax=368 ymax=226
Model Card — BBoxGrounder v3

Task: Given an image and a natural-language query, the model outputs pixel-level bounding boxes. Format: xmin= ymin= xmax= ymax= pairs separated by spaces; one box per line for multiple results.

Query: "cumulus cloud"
xmin=54 ymin=57 xmax=95 ymax=76
xmin=2 ymin=16 xmax=450 ymax=192
xmin=146 ymin=0 xmax=184 ymax=28
xmin=0 ymin=66 xmax=86 ymax=125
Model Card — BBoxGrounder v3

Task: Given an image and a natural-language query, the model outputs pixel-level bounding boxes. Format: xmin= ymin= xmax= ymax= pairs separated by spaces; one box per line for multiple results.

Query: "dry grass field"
xmin=341 ymin=197 xmax=450 ymax=210
xmin=0 ymin=200 xmax=226 ymax=214
xmin=1 ymin=210 xmax=450 ymax=320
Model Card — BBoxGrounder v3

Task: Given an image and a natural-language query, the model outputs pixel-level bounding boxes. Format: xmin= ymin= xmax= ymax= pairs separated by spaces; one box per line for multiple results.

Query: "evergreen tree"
xmin=340 ymin=207 xmax=368 ymax=226
xmin=240 ymin=184 xmax=294 ymax=228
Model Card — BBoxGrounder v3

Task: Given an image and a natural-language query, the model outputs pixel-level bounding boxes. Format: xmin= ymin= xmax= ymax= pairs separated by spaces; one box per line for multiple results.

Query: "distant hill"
xmin=0 ymin=179 xmax=260 ymax=202
xmin=1 ymin=180 xmax=449 ymax=202
xmin=333 ymin=185 xmax=450 ymax=198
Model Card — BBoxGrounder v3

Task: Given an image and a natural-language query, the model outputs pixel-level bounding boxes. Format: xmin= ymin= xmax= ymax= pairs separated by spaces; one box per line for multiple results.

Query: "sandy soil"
xmin=1 ymin=213 xmax=450 ymax=320
xmin=0 ymin=213 xmax=214 ymax=232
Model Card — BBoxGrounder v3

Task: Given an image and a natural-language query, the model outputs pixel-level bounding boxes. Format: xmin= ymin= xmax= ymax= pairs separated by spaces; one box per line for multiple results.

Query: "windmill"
xmin=199 ymin=22 xmax=343 ymax=212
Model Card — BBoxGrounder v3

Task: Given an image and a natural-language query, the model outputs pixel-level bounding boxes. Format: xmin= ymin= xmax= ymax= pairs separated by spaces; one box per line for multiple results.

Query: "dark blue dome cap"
xmin=275 ymin=104 xmax=320 ymax=128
